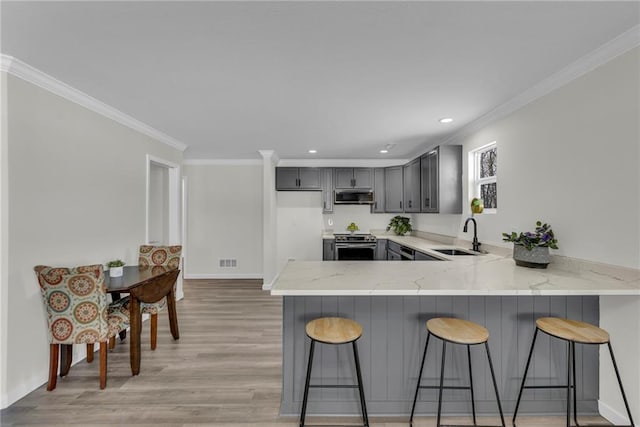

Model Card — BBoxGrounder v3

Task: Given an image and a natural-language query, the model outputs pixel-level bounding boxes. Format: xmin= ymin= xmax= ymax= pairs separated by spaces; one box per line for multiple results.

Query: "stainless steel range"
xmin=334 ymin=233 xmax=377 ymax=261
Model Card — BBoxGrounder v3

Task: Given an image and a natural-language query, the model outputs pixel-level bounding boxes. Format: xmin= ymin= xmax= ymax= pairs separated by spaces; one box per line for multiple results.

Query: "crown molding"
xmin=440 ymin=24 xmax=640 ymax=146
xmin=183 ymin=159 xmax=262 ymax=166
xmin=0 ymin=54 xmax=187 ymax=152
xmin=277 ymin=158 xmax=409 ymax=167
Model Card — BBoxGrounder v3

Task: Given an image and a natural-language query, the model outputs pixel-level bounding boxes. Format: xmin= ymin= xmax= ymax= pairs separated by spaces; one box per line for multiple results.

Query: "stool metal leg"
xmin=572 ymin=341 xmax=579 ymax=427
xmin=467 ymin=344 xmax=477 ymax=425
xmin=513 ymin=327 xmax=539 ymax=426
xmin=607 ymin=342 xmax=636 ymax=427
xmin=352 ymin=341 xmax=369 ymax=427
xmin=485 ymin=342 xmax=506 ymax=427
xmin=410 ymin=332 xmax=431 ymax=425
xmin=566 ymin=341 xmax=571 ymax=427
xmin=437 ymin=341 xmax=447 ymax=427
xmin=300 ymin=339 xmax=316 ymax=427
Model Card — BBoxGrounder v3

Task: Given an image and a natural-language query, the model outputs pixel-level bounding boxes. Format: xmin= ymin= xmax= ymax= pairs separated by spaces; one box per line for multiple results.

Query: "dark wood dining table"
xmin=106 ymin=265 xmax=180 ymax=375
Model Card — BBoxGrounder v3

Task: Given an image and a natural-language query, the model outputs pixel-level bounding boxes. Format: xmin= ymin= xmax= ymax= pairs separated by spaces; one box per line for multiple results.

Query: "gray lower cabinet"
xmin=421 ymin=146 xmax=462 ymax=213
xmin=387 ymin=240 xmax=405 ymax=260
xmin=322 ymin=239 xmax=335 ymax=260
xmin=321 ymin=168 xmax=333 ymax=213
xmin=414 ymin=250 xmax=441 ymax=261
xmin=384 ymin=166 xmax=404 ymax=213
xmin=276 ymin=167 xmax=322 ymax=190
xmin=403 ymin=158 xmax=421 ymax=213
xmin=375 ymin=239 xmax=387 ymax=260
xmin=334 ymin=168 xmax=373 ymax=190
xmin=371 ymin=168 xmax=386 ymax=213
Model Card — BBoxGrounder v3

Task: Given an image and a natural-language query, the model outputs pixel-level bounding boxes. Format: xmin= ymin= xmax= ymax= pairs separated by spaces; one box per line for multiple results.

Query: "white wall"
xmin=183 ymin=164 xmax=263 ymax=278
xmin=276 ymin=192 xmax=324 ymax=271
xmin=417 ymin=47 xmax=640 ymax=270
xmin=1 ymin=73 xmax=183 ymax=408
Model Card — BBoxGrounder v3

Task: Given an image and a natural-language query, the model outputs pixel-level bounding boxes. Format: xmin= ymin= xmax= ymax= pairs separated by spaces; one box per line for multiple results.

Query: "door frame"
xmin=145 ymin=154 xmax=181 ymax=245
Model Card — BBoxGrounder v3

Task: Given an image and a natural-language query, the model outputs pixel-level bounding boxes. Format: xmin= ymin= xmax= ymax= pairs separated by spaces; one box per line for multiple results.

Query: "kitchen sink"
xmin=433 ymin=248 xmax=477 ymax=256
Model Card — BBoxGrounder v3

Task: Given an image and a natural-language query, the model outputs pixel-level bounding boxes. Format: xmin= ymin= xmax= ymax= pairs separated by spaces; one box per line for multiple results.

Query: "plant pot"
xmin=513 ymin=244 xmax=550 ymax=269
xmin=110 ymin=266 xmax=124 ymax=277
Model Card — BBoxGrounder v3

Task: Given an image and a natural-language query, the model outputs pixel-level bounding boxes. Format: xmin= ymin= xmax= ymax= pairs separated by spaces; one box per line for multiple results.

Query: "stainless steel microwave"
xmin=334 ymin=190 xmax=375 ymax=205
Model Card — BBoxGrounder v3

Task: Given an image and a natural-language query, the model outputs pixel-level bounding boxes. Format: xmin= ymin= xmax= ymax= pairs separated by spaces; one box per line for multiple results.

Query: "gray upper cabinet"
xmin=385 ymin=166 xmax=404 ymax=213
xmin=276 ymin=167 xmax=322 ymax=191
xmin=321 ymin=168 xmax=333 ymax=213
xmin=334 ymin=168 xmax=373 ymax=190
xmin=421 ymin=145 xmax=462 ymax=213
xmin=403 ymin=158 xmax=421 ymax=213
xmin=371 ymin=168 xmax=386 ymax=213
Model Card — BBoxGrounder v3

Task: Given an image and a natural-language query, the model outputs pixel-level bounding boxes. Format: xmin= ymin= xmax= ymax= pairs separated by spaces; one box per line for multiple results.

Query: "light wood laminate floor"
xmin=1 ymin=280 xmax=611 ymax=426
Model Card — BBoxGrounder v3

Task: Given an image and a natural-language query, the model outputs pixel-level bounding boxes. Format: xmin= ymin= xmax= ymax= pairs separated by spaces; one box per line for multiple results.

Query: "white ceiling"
xmin=1 ymin=1 xmax=639 ymax=160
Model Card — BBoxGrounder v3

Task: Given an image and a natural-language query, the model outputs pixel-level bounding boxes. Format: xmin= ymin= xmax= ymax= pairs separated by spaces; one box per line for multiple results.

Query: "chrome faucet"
xmin=463 ymin=217 xmax=481 ymax=252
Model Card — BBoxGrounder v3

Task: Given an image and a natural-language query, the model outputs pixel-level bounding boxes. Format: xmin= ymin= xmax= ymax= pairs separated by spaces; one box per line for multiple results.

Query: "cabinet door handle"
xmin=400 ymin=201 xmax=402 ymax=209
xmin=408 ymin=200 xmax=412 ymax=208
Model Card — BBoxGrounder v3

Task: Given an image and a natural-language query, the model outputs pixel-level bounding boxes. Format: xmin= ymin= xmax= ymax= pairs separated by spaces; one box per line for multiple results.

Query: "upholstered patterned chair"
xmin=137 ymin=245 xmax=182 ymax=350
xmin=34 ymin=264 xmax=129 ymax=390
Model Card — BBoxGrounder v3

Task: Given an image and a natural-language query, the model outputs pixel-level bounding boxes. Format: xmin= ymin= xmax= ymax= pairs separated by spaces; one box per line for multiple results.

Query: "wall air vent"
xmin=219 ymin=259 xmax=237 ymax=268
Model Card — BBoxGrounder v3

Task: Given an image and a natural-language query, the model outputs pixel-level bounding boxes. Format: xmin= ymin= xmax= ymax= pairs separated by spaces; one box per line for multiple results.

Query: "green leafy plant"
xmin=387 ymin=216 xmax=412 ymax=236
xmin=346 ymin=222 xmax=359 ymax=233
xmin=502 ymin=221 xmax=559 ymax=251
xmin=106 ymin=259 xmax=126 ymax=268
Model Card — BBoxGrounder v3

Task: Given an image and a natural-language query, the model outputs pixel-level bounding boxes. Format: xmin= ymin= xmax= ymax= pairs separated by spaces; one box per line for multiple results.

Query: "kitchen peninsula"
xmin=271 ymin=237 xmax=640 ymax=418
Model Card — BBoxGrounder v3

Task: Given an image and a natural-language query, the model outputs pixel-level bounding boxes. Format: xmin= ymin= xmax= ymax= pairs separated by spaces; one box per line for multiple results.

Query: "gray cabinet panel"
xmin=421 ymin=146 xmax=462 ymax=213
xmin=276 ymin=167 xmax=300 ymax=190
xmin=353 ymin=168 xmax=373 ymax=189
xmin=276 ymin=167 xmax=322 ymax=191
xmin=334 ymin=168 xmax=373 ymax=189
xmin=384 ymin=166 xmax=404 ymax=213
xmin=421 ymin=150 xmax=439 ymax=212
xmin=375 ymin=239 xmax=387 ymax=260
xmin=321 ymin=168 xmax=334 ymax=213
xmin=403 ymin=158 xmax=421 ymax=212
xmin=371 ymin=168 xmax=386 ymax=213
xmin=281 ymin=295 xmax=600 ymax=415
xmin=414 ymin=250 xmax=440 ymax=261
xmin=299 ymin=168 xmax=321 ymax=189
xmin=322 ymin=239 xmax=335 ymax=261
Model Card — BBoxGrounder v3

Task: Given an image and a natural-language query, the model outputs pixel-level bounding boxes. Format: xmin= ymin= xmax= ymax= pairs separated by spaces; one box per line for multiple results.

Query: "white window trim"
xmin=470 ymin=141 xmax=497 ymax=214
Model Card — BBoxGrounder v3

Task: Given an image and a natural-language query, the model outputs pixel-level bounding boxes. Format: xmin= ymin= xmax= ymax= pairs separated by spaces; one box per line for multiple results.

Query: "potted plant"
xmin=106 ymin=259 xmax=126 ymax=277
xmin=387 ymin=216 xmax=412 ymax=236
xmin=346 ymin=222 xmax=359 ymax=234
xmin=502 ymin=221 xmax=558 ymax=268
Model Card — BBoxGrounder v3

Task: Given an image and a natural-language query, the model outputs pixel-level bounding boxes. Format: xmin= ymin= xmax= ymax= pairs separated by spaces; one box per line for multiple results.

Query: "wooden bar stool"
xmin=513 ymin=317 xmax=635 ymax=427
xmin=300 ymin=317 xmax=369 ymax=427
xmin=410 ymin=317 xmax=506 ymax=427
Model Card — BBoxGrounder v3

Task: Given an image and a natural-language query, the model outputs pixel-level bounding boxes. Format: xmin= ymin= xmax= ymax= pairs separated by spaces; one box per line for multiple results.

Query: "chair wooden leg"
xmin=47 ymin=344 xmax=59 ymax=391
xmin=86 ymin=343 xmax=94 ymax=363
xmin=150 ymin=313 xmax=158 ymax=350
xmin=99 ymin=341 xmax=107 ymax=389
xmin=109 ymin=336 xmax=116 ymax=350
xmin=60 ymin=344 xmax=73 ymax=377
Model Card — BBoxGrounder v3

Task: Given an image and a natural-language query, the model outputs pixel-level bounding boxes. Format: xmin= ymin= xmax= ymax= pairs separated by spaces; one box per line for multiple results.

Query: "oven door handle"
xmin=336 ymin=243 xmax=377 ymax=249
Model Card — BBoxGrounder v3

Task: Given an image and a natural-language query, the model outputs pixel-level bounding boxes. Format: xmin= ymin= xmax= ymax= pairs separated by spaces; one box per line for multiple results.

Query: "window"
xmin=471 ymin=142 xmax=497 ymax=211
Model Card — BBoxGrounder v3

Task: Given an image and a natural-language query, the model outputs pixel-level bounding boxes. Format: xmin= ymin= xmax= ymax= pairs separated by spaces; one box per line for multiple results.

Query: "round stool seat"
xmin=305 ymin=317 xmax=363 ymax=344
xmin=536 ymin=317 xmax=609 ymax=344
xmin=426 ymin=317 xmax=489 ymax=345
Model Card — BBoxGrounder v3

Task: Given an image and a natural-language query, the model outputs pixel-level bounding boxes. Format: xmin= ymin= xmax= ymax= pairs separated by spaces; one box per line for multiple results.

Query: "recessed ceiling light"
xmin=439 ymin=117 xmax=453 ymax=124
xmin=379 ymin=149 xmax=388 ymax=154
xmin=308 ymin=149 xmax=317 ymax=154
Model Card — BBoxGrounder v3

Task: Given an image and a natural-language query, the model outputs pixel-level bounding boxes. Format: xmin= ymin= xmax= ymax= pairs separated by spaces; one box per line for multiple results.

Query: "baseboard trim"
xmin=599 ymin=400 xmax=632 ymax=425
xmin=184 ymin=273 xmax=263 ymax=280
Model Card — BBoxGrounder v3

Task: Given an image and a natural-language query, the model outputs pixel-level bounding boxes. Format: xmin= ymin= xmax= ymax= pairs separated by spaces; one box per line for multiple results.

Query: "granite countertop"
xmin=273 ymin=236 xmax=640 ymax=296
